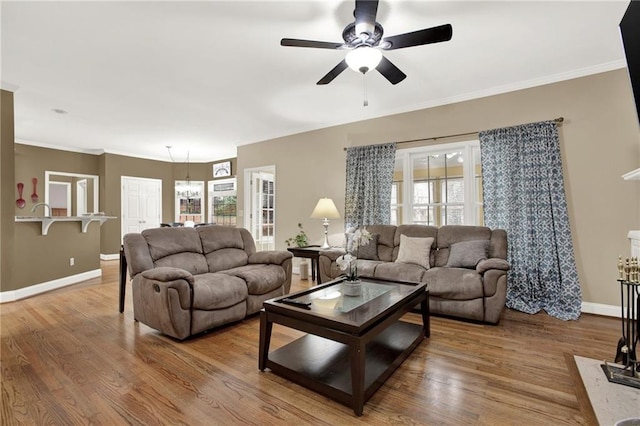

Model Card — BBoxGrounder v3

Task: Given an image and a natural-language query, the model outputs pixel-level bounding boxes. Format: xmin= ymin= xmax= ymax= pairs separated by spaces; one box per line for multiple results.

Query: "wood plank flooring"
xmin=1 ymin=261 xmax=620 ymax=425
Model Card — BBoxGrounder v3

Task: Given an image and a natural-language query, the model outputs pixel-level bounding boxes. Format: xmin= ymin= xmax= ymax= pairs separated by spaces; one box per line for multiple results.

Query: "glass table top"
xmin=309 ymin=282 xmax=394 ymax=313
xmin=271 ymin=278 xmax=427 ymax=327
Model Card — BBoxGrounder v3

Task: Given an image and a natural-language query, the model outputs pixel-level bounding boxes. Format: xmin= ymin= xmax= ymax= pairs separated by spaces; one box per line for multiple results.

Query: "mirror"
xmin=45 ymin=171 xmax=99 ymax=217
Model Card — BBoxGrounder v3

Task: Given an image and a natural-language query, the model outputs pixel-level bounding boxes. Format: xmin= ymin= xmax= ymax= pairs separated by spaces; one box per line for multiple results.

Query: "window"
xmin=392 ymin=141 xmax=483 ymax=226
xmin=208 ymin=178 xmax=237 ymax=226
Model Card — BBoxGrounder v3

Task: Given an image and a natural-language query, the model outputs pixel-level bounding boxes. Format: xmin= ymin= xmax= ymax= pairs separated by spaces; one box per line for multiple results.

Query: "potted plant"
xmin=336 ymin=227 xmax=373 ymax=296
xmin=285 ymin=223 xmax=308 ymax=247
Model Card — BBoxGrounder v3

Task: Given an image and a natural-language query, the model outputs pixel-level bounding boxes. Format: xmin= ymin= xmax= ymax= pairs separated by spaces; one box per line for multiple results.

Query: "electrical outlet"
xmin=69 ymin=257 xmax=74 ymax=266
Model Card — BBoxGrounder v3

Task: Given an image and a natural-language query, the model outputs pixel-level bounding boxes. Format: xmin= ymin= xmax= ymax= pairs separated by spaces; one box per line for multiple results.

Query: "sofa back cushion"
xmin=435 ymin=225 xmax=492 ymax=267
xmin=142 ymin=227 xmax=209 ymax=275
xmin=364 ymin=225 xmax=397 ymax=262
xmin=198 ymin=226 xmax=256 ymax=272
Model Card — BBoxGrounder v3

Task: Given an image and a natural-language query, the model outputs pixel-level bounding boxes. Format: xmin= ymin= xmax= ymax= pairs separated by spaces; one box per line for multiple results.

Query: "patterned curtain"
xmin=345 ymin=143 xmax=396 ymax=229
xmin=479 ymin=121 xmax=581 ymax=320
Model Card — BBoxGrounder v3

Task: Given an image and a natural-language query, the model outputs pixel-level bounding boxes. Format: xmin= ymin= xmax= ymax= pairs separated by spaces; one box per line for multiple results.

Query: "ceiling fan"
xmin=281 ymin=0 xmax=453 ymax=85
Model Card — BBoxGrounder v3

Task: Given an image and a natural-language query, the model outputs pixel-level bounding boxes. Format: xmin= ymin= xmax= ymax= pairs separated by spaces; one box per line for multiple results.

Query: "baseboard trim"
xmin=100 ymin=253 xmax=119 ymax=261
xmin=0 ymin=269 xmax=102 ymax=303
xmin=581 ymin=301 xmax=620 ymax=318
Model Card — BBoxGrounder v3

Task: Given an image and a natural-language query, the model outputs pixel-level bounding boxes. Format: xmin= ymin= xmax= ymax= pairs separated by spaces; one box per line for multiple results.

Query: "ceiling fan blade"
xmin=376 ymin=56 xmax=406 ymax=85
xmin=381 ymin=24 xmax=453 ymax=50
xmin=281 ymin=38 xmax=344 ymax=49
xmin=354 ymin=0 xmax=379 ymax=37
xmin=317 ymin=60 xmax=348 ymax=85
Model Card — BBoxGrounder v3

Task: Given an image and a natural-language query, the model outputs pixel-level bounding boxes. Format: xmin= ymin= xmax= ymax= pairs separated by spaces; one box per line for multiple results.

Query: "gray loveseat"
xmin=123 ymin=226 xmax=293 ymax=339
xmin=319 ymin=225 xmax=509 ymax=324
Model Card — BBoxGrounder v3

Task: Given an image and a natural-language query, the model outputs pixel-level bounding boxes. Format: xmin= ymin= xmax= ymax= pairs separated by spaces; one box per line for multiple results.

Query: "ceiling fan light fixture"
xmin=345 ymin=46 xmax=382 ymax=74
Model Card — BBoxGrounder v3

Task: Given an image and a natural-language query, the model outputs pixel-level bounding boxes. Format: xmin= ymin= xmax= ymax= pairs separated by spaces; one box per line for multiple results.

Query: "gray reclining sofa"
xmin=123 ymin=226 xmax=293 ymax=339
xmin=319 ymin=225 xmax=509 ymax=324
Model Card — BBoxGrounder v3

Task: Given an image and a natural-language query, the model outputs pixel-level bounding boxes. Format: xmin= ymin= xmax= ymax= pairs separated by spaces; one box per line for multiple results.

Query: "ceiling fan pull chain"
xmin=363 ymin=73 xmax=368 ymax=107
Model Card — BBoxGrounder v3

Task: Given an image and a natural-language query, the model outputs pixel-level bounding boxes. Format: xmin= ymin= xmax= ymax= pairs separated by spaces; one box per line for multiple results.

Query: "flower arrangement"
xmin=285 ymin=223 xmax=308 ymax=247
xmin=336 ymin=227 xmax=373 ymax=282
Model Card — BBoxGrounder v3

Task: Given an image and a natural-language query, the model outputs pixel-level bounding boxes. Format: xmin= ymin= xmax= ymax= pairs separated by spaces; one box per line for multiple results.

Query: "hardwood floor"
xmin=1 ymin=261 xmax=619 ymax=425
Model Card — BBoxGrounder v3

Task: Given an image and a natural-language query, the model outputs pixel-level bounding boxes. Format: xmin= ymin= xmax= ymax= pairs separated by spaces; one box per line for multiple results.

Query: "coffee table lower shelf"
xmin=264 ymin=320 xmax=423 ymax=414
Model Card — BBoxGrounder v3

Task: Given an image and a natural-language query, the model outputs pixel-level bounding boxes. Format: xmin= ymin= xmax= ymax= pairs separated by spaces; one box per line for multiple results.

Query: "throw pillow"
xmin=446 ymin=240 xmax=490 ymax=268
xmin=357 ymin=233 xmax=379 ymax=261
xmin=395 ymin=235 xmax=433 ymax=269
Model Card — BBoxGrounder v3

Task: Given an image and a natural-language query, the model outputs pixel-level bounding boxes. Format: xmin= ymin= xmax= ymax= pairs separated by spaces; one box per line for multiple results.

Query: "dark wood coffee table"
xmin=259 ymin=277 xmax=429 ymax=416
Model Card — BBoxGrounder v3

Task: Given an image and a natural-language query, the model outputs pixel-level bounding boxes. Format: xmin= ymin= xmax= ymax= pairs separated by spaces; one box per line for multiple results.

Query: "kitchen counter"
xmin=15 ymin=215 xmax=117 ymax=235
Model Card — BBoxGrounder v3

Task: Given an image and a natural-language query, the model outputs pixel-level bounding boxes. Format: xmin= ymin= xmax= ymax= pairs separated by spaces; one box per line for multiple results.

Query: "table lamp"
xmin=310 ymin=198 xmax=340 ymax=249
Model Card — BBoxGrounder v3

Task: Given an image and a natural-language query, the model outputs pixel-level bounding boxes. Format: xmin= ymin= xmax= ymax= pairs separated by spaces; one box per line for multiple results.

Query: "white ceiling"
xmin=1 ymin=0 xmax=631 ymax=163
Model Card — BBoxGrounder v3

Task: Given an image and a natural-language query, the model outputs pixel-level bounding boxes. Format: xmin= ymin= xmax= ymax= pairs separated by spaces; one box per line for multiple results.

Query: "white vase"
xmin=342 ymin=279 xmax=362 ymax=296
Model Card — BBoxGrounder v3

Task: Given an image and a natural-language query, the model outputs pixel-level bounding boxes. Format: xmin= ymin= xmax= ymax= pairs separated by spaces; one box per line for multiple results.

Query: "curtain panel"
xmin=479 ymin=121 xmax=581 ymax=320
xmin=344 ymin=143 xmax=396 ymax=229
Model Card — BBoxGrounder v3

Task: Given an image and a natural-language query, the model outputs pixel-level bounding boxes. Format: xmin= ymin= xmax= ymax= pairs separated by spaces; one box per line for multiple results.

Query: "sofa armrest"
xmin=139 ymin=267 xmax=194 ymax=310
xmin=476 ymin=258 xmax=510 ymax=274
xmin=319 ymin=248 xmax=346 ymax=262
xmin=133 ymin=267 xmax=195 ymax=339
xmin=141 ymin=266 xmax=194 ymax=284
xmin=248 ymin=250 xmax=293 ymax=265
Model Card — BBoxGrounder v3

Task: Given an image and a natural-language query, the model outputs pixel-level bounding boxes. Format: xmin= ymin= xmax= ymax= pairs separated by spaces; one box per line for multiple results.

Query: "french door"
xmin=245 ymin=167 xmax=275 ymax=251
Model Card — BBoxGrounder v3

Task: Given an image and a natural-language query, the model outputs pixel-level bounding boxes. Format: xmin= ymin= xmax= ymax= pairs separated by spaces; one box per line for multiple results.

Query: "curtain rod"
xmin=343 ymin=117 xmax=564 ymax=151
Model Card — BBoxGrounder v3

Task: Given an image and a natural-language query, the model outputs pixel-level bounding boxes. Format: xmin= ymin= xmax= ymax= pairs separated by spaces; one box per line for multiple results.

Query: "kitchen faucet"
xmin=30 ymin=202 xmax=51 ymax=216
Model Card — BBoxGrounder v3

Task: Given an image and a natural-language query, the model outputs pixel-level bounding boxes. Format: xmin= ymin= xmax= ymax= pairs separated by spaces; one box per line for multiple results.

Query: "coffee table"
xmin=259 ymin=277 xmax=429 ymax=416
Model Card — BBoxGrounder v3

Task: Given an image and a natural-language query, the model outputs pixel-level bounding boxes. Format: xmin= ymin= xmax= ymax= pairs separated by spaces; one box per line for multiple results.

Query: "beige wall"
xmin=238 ymin=69 xmax=640 ymax=307
xmin=100 ymin=155 xmax=237 ymax=254
xmin=5 ymin=145 xmax=239 ymax=291
xmin=4 ymin=69 xmax=639 ymax=306
xmin=10 ymin=145 xmax=102 ymax=290
xmin=100 ymin=153 xmax=174 ymax=254
xmin=1 ymin=90 xmax=16 ymax=292
xmin=14 ymin=144 xmax=100 ymax=216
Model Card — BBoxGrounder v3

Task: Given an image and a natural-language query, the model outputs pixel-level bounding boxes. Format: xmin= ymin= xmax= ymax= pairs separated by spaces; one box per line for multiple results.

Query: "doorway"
xmin=121 ymin=176 xmax=162 ymax=238
xmin=48 ymin=181 xmax=71 ymax=216
xmin=244 ymin=166 xmax=275 ymax=251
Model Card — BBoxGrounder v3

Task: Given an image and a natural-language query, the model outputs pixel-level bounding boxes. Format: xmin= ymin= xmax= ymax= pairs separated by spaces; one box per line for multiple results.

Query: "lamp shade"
xmin=310 ymin=198 xmax=340 ymax=219
xmin=345 ymin=46 xmax=382 ymax=74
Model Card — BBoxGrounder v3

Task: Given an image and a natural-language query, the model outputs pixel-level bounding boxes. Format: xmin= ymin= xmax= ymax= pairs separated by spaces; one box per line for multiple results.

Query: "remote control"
xmin=279 ymin=298 xmax=312 ymax=309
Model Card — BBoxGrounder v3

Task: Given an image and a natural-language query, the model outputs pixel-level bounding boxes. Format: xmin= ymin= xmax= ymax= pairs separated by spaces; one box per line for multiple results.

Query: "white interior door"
xmin=121 ymin=176 xmax=162 ymax=237
xmin=244 ymin=167 xmax=275 ymax=251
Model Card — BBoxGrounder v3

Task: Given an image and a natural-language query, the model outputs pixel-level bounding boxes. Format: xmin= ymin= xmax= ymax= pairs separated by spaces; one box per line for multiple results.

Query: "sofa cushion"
xmin=198 ymin=226 xmax=246 ymax=251
xmin=198 ymin=226 xmax=251 ymax=272
xmin=357 ymin=233 xmax=379 ymax=260
xmin=435 ymin=225 xmax=491 ymax=267
xmin=354 ymin=259 xmax=383 ymax=278
xmin=366 ymin=225 xmax=398 ymax=262
xmin=205 ymin=248 xmax=250 ymax=273
xmin=192 ymin=273 xmax=248 ymax=310
xmin=374 ymin=262 xmax=428 ymax=283
xmin=223 ymin=264 xmax=286 ymax=295
xmin=142 ymin=227 xmax=209 ymax=275
xmin=424 ymin=267 xmax=484 ymax=300
xmin=446 ymin=240 xmax=490 ymax=268
xmin=395 ymin=235 xmax=433 ymax=269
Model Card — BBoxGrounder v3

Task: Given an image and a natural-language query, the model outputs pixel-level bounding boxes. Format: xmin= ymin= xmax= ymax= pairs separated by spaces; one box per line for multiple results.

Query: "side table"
xmin=286 ymin=245 xmax=322 ymax=284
